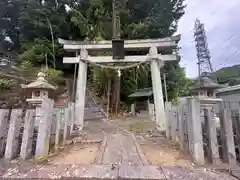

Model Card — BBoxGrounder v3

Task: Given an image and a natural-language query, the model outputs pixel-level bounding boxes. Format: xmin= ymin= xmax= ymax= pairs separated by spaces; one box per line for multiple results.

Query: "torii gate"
xmin=59 ymin=35 xmax=180 ymax=132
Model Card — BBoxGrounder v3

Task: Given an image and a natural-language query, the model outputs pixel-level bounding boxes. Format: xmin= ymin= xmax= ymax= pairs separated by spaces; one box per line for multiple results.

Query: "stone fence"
xmin=0 ymin=104 xmax=75 ymax=161
xmin=165 ymin=97 xmax=240 ymax=166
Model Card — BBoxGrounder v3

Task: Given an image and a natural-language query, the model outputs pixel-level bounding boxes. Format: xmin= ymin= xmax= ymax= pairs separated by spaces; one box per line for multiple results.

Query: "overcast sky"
xmin=177 ymin=0 xmax=240 ymax=78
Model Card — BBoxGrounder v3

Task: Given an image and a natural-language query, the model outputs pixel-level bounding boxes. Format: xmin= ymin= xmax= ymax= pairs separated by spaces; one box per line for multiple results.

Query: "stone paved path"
xmin=101 ymin=131 xmax=143 ymax=165
xmin=0 ymin=119 xmax=239 ymax=179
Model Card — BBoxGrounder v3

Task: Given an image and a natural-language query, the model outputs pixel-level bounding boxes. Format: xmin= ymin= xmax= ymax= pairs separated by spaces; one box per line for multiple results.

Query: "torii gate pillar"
xmin=75 ymin=49 xmax=88 ymax=130
xmin=150 ymin=46 xmax=166 ymax=131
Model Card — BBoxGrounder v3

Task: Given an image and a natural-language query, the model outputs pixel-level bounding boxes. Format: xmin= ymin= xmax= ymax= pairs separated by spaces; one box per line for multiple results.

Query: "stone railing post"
xmin=219 ymin=106 xmax=236 ymax=164
xmin=165 ymin=101 xmax=172 ymax=140
xmin=63 ymin=107 xmax=69 ymax=146
xmin=177 ymin=106 xmax=184 ymax=151
xmin=35 ymin=98 xmax=54 ymax=160
xmin=54 ymin=108 xmax=62 ymax=152
xmin=20 ymin=109 xmax=35 ymax=160
xmin=5 ymin=109 xmax=22 ymax=160
xmin=69 ymin=103 xmax=75 ymax=136
xmin=204 ymin=107 xmax=221 ymax=164
xmin=187 ymin=97 xmax=205 ymax=165
xmin=0 ymin=109 xmax=9 ymax=156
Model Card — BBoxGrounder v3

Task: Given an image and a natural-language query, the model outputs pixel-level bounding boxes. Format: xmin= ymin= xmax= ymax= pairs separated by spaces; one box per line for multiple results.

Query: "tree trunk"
xmin=109 ymin=74 xmax=120 ymax=115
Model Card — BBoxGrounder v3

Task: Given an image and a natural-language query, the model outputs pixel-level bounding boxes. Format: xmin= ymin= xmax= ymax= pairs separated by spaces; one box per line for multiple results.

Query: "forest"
xmin=0 ymin=0 xmax=193 ymax=110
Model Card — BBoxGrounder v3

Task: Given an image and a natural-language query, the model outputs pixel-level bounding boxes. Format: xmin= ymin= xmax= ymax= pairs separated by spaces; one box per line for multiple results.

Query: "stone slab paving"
xmin=101 ymin=131 xmax=143 ymax=165
xmin=1 ymin=163 xmax=239 ymax=179
xmin=1 ymin=119 xmax=239 ymax=179
xmin=161 ymin=166 xmax=238 ymax=180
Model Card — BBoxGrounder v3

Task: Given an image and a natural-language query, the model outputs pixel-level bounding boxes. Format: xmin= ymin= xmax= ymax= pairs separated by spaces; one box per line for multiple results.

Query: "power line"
xmin=220 ymin=46 xmax=240 ymax=66
xmin=211 ymin=35 xmax=240 ymax=65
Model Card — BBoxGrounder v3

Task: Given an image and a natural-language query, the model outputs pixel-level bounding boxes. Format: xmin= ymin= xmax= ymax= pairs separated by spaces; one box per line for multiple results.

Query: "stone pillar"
xmin=76 ymin=49 xmax=88 ymax=130
xmin=204 ymin=108 xmax=221 ymax=164
xmin=165 ymin=101 xmax=172 ymax=139
xmin=20 ymin=109 xmax=35 ymax=160
xmin=63 ymin=107 xmax=69 ymax=146
xmin=54 ymin=109 xmax=62 ymax=151
xmin=35 ymin=99 xmax=54 ymax=160
xmin=130 ymin=103 xmax=135 ymax=115
xmin=5 ymin=109 xmax=22 ymax=160
xmin=219 ymin=107 xmax=236 ymax=164
xmin=187 ymin=97 xmax=205 ymax=165
xmin=0 ymin=109 xmax=9 ymax=155
xmin=177 ymin=106 xmax=184 ymax=150
xmin=150 ymin=46 xmax=166 ymax=132
xmin=149 ymin=103 xmax=155 ymax=121
xmin=170 ymin=107 xmax=178 ymax=142
xmin=69 ymin=103 xmax=74 ymax=136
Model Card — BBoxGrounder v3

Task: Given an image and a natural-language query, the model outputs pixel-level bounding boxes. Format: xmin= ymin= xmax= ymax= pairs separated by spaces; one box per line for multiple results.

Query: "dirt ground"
xmin=114 ymin=117 xmax=195 ymax=167
xmin=48 ymin=143 xmax=100 ymax=165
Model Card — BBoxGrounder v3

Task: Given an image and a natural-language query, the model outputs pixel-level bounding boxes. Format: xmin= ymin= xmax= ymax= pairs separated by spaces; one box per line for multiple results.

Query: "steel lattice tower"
xmin=194 ymin=19 xmax=213 ymax=78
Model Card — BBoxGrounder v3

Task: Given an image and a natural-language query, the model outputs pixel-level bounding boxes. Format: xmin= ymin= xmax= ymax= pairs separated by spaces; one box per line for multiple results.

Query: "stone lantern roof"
xmin=192 ymin=76 xmax=226 ymax=91
xmin=21 ymin=72 xmax=57 ymax=90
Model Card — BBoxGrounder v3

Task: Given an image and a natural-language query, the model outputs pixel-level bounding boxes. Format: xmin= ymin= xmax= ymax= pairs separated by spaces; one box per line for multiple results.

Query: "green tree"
xmin=1 ymin=0 xmax=189 ymax=110
xmin=68 ymin=0 xmax=187 ymax=108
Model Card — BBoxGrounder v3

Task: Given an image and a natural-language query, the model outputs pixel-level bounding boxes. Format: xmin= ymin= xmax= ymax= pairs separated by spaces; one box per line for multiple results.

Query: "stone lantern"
xmin=21 ymin=71 xmax=57 ymax=160
xmin=191 ymin=76 xmax=225 ymax=98
xmin=21 ymin=71 xmax=57 ymax=106
xmin=191 ymin=76 xmax=225 ymax=128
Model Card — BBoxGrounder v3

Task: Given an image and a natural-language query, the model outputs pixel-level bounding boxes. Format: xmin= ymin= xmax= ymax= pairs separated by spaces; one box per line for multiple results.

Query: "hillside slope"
xmin=211 ymin=64 xmax=240 ymax=85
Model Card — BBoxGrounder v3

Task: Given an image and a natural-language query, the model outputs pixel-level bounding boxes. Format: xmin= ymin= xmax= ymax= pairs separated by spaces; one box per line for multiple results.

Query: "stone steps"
xmin=84 ymin=107 xmax=104 ymax=121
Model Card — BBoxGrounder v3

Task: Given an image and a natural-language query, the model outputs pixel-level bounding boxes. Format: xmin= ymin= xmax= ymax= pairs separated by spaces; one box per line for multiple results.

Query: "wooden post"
xmin=5 ymin=109 xmax=22 ymax=160
xmin=204 ymin=108 xmax=221 ymax=164
xmin=76 ymin=49 xmax=88 ymax=130
xmin=150 ymin=46 xmax=166 ymax=132
xmin=20 ymin=109 xmax=35 ymax=160
xmin=187 ymin=97 xmax=205 ymax=165
xmin=219 ymin=107 xmax=236 ymax=164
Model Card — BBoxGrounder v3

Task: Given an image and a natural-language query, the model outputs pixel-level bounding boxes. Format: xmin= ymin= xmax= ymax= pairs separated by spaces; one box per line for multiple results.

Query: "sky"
xmin=177 ymin=0 xmax=240 ymax=78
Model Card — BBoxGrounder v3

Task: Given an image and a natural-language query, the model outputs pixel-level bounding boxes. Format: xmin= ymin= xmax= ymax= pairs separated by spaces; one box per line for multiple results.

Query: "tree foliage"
xmin=0 ymin=0 xmax=191 ymax=108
